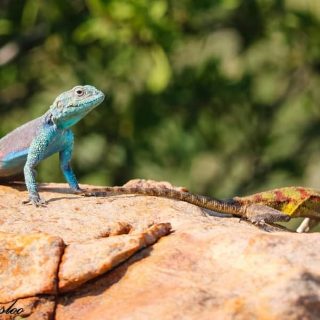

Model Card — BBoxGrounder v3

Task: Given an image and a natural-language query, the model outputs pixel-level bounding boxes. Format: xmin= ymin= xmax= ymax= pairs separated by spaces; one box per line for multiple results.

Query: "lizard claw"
xmin=251 ymin=221 xmax=289 ymax=232
xmin=72 ymin=188 xmax=84 ymax=195
xmin=22 ymin=196 xmax=47 ymax=207
xmin=81 ymin=192 xmax=98 ymax=197
xmin=73 ymin=188 xmax=105 ymax=197
xmin=72 ymin=188 xmax=97 ymax=197
xmin=82 ymin=191 xmax=105 ymax=197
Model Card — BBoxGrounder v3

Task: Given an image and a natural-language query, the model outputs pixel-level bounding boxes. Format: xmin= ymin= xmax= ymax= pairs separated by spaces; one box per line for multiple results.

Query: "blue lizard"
xmin=0 ymin=85 xmax=292 ymax=230
xmin=0 ymin=85 xmax=105 ymax=206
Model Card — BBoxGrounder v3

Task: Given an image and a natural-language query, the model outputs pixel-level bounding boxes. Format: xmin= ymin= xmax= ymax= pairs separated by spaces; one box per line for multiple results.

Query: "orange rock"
xmin=0 ymin=296 xmax=55 ymax=320
xmin=0 ymin=232 xmax=64 ymax=303
xmin=58 ymin=223 xmax=171 ymax=292
xmin=0 ymin=181 xmax=320 ymax=319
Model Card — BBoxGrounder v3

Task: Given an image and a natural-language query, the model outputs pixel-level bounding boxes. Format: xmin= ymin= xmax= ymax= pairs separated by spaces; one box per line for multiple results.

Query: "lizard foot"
xmin=75 ymin=189 xmax=106 ymax=197
xmin=244 ymin=204 xmax=290 ymax=229
xmin=245 ymin=220 xmax=290 ymax=232
xmin=70 ymin=188 xmax=100 ymax=197
xmin=70 ymin=188 xmax=84 ymax=195
xmin=22 ymin=196 xmax=47 ymax=207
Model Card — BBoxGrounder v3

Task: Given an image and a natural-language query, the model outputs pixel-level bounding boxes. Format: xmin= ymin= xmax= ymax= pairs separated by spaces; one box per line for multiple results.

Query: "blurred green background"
xmin=1 ymin=0 xmax=320 ymax=202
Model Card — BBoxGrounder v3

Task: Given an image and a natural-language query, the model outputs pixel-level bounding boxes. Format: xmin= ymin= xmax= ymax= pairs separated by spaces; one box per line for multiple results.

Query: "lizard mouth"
xmin=89 ymin=91 xmax=105 ymax=104
xmin=77 ymin=91 xmax=105 ymax=110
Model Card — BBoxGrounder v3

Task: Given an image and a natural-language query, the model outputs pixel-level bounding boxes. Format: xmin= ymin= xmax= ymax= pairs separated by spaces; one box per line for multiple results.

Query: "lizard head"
xmin=49 ymin=85 xmax=105 ymax=129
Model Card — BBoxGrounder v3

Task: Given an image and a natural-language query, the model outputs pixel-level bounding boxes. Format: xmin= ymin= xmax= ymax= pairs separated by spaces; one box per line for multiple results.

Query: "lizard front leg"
xmin=59 ymin=130 xmax=81 ymax=193
xmin=23 ymin=126 xmax=57 ymax=206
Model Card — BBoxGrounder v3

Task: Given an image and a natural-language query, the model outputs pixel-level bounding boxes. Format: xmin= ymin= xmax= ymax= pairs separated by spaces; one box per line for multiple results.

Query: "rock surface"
xmin=0 ymin=180 xmax=320 ymax=319
xmin=58 ymin=223 xmax=171 ymax=292
xmin=0 ymin=232 xmax=63 ymax=302
xmin=0 ymin=296 xmax=56 ymax=320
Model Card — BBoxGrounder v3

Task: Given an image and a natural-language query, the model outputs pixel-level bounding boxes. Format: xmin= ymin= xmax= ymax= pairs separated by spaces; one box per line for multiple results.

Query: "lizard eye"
xmin=75 ymin=88 xmax=85 ymax=97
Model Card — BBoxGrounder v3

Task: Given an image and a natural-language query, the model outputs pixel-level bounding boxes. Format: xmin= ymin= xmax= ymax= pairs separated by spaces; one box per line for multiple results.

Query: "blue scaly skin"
xmin=0 ymin=85 xmax=105 ymax=206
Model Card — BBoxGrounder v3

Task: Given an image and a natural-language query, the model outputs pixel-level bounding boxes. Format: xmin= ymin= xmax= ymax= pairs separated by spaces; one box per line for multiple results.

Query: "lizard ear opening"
xmin=44 ymin=111 xmax=54 ymax=125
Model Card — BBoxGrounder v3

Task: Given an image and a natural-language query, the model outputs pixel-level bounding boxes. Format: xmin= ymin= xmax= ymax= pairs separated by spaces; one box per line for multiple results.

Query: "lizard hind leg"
xmin=244 ymin=204 xmax=291 ymax=226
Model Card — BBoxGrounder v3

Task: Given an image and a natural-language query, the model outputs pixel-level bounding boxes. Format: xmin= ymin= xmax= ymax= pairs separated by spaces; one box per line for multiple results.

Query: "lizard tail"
xmin=86 ymin=186 xmax=245 ymax=216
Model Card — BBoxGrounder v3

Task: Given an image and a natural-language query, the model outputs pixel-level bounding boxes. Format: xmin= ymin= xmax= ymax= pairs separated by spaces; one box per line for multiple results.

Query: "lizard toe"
xmin=22 ymin=197 xmax=47 ymax=207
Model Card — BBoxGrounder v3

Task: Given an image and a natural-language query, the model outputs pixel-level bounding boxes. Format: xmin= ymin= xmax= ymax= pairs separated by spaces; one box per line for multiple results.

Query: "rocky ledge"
xmin=0 ymin=180 xmax=319 ymax=320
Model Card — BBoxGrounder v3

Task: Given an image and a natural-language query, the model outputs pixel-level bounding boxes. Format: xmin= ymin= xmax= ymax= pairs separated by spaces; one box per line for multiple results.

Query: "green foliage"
xmin=1 ymin=0 xmax=320 ymax=198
